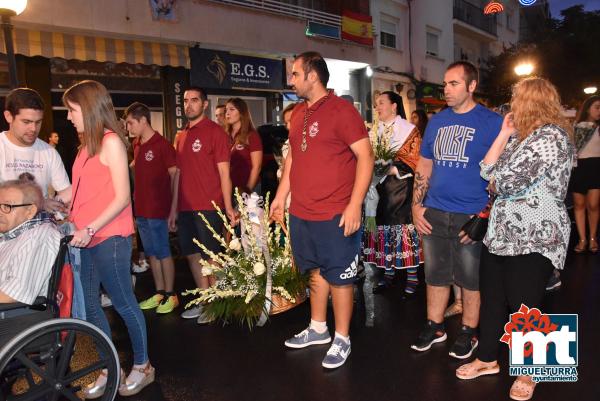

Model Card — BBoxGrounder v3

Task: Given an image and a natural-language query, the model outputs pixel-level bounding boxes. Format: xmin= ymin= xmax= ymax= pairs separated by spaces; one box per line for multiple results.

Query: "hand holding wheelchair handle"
xmin=70 ymin=227 xmax=95 ymax=248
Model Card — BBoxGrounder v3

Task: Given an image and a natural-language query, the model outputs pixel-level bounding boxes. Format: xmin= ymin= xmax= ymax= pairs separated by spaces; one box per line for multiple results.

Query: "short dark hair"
xmin=216 ymin=104 xmax=225 ymax=111
xmin=282 ymin=103 xmax=296 ymax=117
xmin=124 ymin=102 xmax=151 ymax=125
xmin=446 ymin=61 xmax=479 ymax=90
xmin=185 ymin=86 xmax=207 ymax=102
xmin=295 ymin=51 xmax=330 ymax=87
xmin=5 ymin=88 xmax=45 ymax=117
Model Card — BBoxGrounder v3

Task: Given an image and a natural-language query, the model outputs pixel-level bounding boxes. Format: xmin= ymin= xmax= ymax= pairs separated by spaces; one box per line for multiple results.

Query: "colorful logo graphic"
xmin=502 ymin=304 xmax=578 ymax=382
xmin=484 ymin=1 xmax=504 ymax=14
xmin=518 ymin=0 xmax=537 ymax=6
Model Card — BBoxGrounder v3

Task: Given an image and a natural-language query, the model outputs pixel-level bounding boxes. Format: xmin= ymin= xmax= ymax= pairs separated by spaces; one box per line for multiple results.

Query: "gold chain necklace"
xmin=301 ymin=93 xmax=330 ymax=152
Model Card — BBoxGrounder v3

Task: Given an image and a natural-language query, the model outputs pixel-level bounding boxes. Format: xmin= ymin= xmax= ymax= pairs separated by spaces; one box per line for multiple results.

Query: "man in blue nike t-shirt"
xmin=410 ymin=61 xmax=502 ymax=360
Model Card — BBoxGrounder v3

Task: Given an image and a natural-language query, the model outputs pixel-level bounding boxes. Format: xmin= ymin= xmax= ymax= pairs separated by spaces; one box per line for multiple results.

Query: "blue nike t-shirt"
xmin=420 ymin=104 xmax=502 ymax=214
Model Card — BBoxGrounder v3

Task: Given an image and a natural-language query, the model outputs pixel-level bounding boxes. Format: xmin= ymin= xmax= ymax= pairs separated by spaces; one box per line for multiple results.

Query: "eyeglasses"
xmin=0 ymin=203 xmax=33 ymax=214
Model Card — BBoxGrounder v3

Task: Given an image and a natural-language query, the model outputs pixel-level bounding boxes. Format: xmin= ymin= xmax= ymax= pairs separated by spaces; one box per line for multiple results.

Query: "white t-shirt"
xmin=0 ymin=131 xmax=71 ymax=196
xmin=579 ymin=127 xmax=600 ymax=159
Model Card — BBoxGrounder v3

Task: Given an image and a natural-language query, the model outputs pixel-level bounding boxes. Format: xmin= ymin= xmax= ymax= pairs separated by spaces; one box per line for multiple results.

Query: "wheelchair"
xmin=0 ymin=237 xmax=120 ymax=401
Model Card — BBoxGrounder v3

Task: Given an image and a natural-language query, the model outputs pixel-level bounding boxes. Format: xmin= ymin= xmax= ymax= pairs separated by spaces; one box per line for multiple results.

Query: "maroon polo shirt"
xmin=230 ymin=130 xmax=263 ymax=192
xmin=133 ymin=132 xmax=176 ymax=219
xmin=176 ymin=118 xmax=230 ymax=211
xmin=289 ymin=93 xmax=368 ymax=221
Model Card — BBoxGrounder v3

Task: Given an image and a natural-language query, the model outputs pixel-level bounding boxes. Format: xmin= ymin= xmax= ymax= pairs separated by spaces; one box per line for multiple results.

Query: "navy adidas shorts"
xmin=289 ymin=214 xmax=361 ymax=286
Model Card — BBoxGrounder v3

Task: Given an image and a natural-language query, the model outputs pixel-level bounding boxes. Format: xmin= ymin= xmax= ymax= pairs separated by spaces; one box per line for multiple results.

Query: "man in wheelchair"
xmin=0 ymin=179 xmax=61 ymax=307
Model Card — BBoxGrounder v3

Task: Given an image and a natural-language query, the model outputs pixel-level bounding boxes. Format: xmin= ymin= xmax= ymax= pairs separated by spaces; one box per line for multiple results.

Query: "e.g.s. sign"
xmin=190 ymin=48 xmax=284 ymax=91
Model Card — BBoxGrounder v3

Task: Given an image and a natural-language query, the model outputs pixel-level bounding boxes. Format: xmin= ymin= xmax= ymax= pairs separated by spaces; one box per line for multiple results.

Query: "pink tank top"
xmin=71 ymin=132 xmax=134 ymax=247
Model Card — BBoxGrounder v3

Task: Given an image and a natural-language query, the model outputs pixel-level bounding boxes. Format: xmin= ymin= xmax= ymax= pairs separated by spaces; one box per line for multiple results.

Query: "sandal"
xmin=509 ymin=376 xmax=537 ymax=401
xmin=118 ymin=363 xmax=155 ymax=397
xmin=590 ymin=238 xmax=598 ymax=253
xmin=574 ymin=239 xmax=587 ymax=253
xmin=444 ymin=300 xmax=463 ymax=318
xmin=456 ymin=360 xmax=500 ymax=380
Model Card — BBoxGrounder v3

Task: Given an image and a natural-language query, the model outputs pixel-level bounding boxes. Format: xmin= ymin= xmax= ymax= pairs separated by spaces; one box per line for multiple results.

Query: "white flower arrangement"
xmin=369 ymin=111 xmax=399 ymax=177
xmin=183 ymin=189 xmax=307 ymax=328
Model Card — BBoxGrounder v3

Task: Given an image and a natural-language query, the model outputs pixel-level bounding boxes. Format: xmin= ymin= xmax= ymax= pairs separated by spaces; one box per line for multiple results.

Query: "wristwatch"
xmin=86 ymin=227 xmax=96 ymax=237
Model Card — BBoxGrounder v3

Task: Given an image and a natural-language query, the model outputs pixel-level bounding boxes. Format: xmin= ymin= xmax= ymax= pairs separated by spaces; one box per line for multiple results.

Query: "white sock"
xmin=335 ymin=332 xmax=350 ymax=344
xmin=309 ymin=319 xmax=327 ymax=334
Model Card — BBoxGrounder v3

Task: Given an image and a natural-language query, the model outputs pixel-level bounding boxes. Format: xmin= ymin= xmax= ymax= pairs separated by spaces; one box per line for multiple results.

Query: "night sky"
xmin=548 ymin=0 xmax=600 ymax=17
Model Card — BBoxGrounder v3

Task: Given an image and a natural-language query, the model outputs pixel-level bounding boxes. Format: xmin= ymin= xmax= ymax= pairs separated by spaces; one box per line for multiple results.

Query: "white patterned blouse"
xmin=480 ymin=124 xmax=575 ymax=270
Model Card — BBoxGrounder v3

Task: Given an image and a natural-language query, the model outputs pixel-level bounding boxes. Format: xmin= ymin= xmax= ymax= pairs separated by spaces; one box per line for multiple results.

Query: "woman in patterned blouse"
xmin=455 ymin=77 xmax=575 ymax=401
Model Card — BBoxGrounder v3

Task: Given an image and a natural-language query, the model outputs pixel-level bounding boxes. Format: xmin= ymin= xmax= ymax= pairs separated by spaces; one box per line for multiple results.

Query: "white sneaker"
xmin=132 ymin=259 xmax=149 ymax=273
xmin=100 ymin=294 xmax=112 ymax=308
xmin=181 ymin=306 xmax=202 ymax=319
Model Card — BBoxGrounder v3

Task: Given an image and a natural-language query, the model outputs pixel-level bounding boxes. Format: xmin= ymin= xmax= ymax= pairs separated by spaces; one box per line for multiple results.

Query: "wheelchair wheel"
xmin=0 ymin=318 xmax=120 ymax=401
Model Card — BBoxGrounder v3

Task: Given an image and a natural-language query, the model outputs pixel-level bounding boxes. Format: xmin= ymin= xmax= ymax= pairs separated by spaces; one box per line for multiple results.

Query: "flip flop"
xmin=509 ymin=377 xmax=537 ymax=401
xmin=456 ymin=362 xmax=500 ymax=380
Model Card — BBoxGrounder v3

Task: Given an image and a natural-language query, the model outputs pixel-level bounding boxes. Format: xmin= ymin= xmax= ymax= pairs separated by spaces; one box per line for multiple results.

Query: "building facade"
xmin=370 ymin=0 xmax=521 ymax=115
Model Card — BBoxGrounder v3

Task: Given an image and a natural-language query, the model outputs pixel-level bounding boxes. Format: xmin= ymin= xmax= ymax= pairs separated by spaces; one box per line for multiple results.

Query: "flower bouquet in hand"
xmin=364 ymin=112 xmax=399 ymax=232
xmin=183 ymin=189 xmax=307 ymax=329
xmin=369 ymin=112 xmax=399 ymax=177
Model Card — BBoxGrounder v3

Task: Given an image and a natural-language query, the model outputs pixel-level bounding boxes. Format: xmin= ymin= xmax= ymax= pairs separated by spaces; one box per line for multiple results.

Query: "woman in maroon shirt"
xmin=225 ymin=98 xmax=263 ymax=194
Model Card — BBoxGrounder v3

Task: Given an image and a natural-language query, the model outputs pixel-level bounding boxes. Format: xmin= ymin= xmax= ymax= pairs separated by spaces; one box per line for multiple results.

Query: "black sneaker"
xmin=449 ymin=325 xmax=478 ymax=359
xmin=545 ymin=269 xmax=561 ymax=291
xmin=411 ymin=320 xmax=447 ymax=352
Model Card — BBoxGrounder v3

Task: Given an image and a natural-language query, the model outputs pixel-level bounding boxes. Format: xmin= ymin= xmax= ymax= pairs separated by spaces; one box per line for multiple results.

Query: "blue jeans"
xmin=67 ymin=246 xmax=86 ymax=320
xmin=80 ymin=236 xmax=148 ymax=365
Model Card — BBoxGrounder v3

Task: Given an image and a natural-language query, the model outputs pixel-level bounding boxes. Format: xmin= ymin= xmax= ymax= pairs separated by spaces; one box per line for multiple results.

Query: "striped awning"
xmin=0 ymin=28 xmax=189 ymax=68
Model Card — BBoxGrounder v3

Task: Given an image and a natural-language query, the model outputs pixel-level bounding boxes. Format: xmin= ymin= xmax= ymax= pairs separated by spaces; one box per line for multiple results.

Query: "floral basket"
xmin=183 ymin=191 xmax=308 ymax=328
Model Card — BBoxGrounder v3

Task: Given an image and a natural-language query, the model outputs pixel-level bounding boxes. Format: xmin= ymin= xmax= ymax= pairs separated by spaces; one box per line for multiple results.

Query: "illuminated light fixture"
xmin=0 ymin=0 xmax=27 ymax=16
xmin=584 ymin=87 xmax=598 ymax=95
xmin=518 ymin=0 xmax=537 ymax=6
xmin=514 ymin=63 xmax=534 ymax=76
xmin=366 ymin=66 xmax=373 ymax=77
xmin=484 ymin=1 xmax=504 ymax=14
xmin=0 ymin=0 xmax=28 ymax=88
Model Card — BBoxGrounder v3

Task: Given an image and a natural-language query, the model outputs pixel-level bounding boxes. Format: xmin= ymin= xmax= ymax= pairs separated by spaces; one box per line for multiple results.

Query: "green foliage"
xmin=184 ymin=191 xmax=308 ymax=330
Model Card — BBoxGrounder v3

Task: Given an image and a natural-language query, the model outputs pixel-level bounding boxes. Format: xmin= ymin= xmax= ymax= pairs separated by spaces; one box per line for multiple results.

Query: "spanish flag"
xmin=341 ymin=10 xmax=373 ymax=46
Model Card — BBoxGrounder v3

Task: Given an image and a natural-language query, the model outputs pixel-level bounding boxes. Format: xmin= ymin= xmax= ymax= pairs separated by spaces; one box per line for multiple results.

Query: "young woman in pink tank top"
xmin=64 ymin=80 xmax=154 ymax=397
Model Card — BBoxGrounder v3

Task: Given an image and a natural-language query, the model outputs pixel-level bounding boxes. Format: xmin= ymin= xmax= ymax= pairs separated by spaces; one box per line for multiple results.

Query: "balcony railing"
xmin=209 ymin=0 xmax=342 ymax=28
xmin=453 ymin=0 xmax=497 ymax=36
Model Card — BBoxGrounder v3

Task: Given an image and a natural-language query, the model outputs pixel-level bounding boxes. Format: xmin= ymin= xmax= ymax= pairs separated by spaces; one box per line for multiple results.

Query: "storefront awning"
xmin=0 ymin=28 xmax=189 ymax=68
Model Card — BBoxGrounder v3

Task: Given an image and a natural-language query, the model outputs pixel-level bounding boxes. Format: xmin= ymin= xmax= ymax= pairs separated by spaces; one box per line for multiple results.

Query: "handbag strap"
xmin=69 ymin=154 xmax=91 ymax=213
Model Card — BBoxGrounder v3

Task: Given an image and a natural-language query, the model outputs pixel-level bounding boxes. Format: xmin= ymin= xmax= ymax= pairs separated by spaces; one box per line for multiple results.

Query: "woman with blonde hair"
xmin=570 ymin=95 xmax=600 ymax=253
xmin=64 ymin=80 xmax=154 ymax=398
xmin=225 ymin=97 xmax=263 ymax=194
xmin=455 ymin=77 xmax=574 ymax=401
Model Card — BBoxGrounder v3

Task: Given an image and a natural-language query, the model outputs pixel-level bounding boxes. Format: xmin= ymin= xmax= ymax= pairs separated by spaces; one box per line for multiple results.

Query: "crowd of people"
xmin=0 ymin=50 xmax=596 ymax=401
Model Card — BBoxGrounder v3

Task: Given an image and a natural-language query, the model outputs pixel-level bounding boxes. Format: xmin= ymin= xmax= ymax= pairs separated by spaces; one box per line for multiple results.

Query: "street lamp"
xmin=514 ymin=62 xmax=534 ymax=77
xmin=0 ymin=0 xmax=28 ymax=88
xmin=584 ymin=87 xmax=598 ymax=95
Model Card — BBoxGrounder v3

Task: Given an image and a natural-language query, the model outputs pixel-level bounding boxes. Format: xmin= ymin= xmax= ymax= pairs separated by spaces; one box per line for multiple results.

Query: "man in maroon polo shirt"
xmin=168 ymin=86 xmax=236 ymax=324
xmin=270 ymin=52 xmax=374 ymax=369
xmin=125 ymin=102 xmax=179 ymax=314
